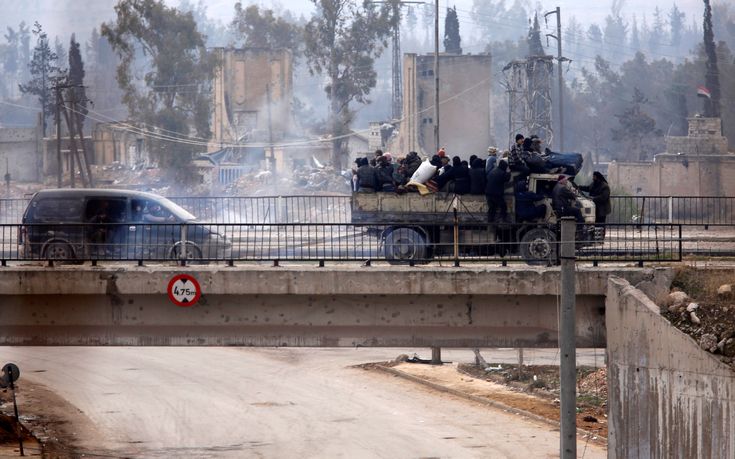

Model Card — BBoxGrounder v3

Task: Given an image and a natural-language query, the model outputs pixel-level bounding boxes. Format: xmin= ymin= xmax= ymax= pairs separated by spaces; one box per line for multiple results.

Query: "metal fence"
xmin=608 ymin=196 xmax=735 ymax=226
xmin=4 ymin=194 xmax=735 ymax=227
xmin=0 ymin=222 xmax=682 ymax=265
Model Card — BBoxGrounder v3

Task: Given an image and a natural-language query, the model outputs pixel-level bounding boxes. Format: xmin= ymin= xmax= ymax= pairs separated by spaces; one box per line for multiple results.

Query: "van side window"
xmin=32 ymin=198 xmax=84 ymax=222
xmin=85 ymin=199 xmax=127 ymax=223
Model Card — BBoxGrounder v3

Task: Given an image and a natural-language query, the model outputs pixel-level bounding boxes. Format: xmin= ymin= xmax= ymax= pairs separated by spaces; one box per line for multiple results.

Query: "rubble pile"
xmin=224 ymin=166 xmax=351 ymax=196
xmin=660 ymin=269 xmax=735 ymax=368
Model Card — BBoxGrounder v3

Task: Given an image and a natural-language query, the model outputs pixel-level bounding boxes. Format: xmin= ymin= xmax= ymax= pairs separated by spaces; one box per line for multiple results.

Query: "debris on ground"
xmin=659 ymin=268 xmax=735 ymax=369
xmin=223 ymin=166 xmax=350 ymax=196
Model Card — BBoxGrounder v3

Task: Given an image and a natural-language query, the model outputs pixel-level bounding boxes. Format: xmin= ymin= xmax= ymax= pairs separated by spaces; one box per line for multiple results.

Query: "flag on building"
xmin=697 ymin=85 xmax=711 ymax=98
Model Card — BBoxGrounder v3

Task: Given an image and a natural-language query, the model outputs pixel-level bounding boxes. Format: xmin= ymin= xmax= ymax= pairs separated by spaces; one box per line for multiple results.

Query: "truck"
xmin=351 ymin=173 xmax=603 ymax=264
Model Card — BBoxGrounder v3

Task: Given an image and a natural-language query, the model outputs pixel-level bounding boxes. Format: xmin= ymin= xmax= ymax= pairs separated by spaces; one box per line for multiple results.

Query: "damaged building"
xmin=394 ymin=53 xmax=493 ymax=158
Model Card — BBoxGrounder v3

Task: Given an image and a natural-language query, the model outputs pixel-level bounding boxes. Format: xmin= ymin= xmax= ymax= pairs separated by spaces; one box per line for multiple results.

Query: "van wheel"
xmin=384 ymin=228 xmax=428 ymax=264
xmin=44 ymin=242 xmax=74 ymax=260
xmin=169 ymin=242 xmax=202 ymax=261
xmin=520 ymin=228 xmax=557 ymax=265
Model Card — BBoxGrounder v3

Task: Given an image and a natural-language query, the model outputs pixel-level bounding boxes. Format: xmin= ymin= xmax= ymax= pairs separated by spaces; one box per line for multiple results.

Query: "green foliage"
xmin=443 ymin=6 xmax=461 ymax=54
xmin=703 ymin=0 xmax=721 ymax=118
xmin=304 ymin=0 xmax=396 ymax=167
xmin=230 ymin=3 xmax=303 ymax=57
xmin=611 ymin=88 xmax=660 ymax=161
xmin=527 ymin=14 xmax=545 ymax=56
xmin=18 ymin=22 xmax=63 ymax=136
xmin=67 ymin=35 xmax=88 ymax=128
xmin=471 ymin=0 xmax=528 ymax=43
xmin=101 ymin=0 xmax=218 ymax=175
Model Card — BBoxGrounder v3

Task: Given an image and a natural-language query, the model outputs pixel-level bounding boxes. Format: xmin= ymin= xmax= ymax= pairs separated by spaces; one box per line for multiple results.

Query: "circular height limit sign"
xmin=167 ymin=274 xmax=202 ymax=307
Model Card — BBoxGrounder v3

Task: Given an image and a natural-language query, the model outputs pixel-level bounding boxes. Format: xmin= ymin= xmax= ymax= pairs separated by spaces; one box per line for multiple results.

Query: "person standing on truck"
xmin=552 ymin=176 xmax=584 ymax=222
xmin=485 ymin=146 xmax=498 ymax=172
xmin=469 ymin=158 xmax=487 ymax=194
xmin=579 ymin=171 xmax=611 ymax=223
xmin=485 ymin=160 xmax=511 ymax=223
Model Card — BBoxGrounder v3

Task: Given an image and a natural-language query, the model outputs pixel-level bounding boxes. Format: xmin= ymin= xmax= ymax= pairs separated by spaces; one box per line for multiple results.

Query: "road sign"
xmin=167 ymin=274 xmax=202 ymax=307
xmin=0 ymin=363 xmax=19 ymax=388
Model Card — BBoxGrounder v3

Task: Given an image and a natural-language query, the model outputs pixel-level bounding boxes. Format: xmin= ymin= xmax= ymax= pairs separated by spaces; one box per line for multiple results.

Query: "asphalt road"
xmin=0 ymin=347 xmax=606 ymax=458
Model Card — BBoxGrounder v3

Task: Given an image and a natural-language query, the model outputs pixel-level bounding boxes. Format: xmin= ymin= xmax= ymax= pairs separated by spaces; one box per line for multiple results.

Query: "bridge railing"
xmin=4 ymin=195 xmax=735 ymax=227
xmin=0 ymin=221 xmax=683 ymax=265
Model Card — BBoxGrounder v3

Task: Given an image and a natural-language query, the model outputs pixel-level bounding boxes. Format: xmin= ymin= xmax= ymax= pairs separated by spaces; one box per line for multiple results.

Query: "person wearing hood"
xmin=485 ymin=146 xmax=498 ymax=172
xmin=469 ymin=158 xmax=487 ymax=194
xmin=579 ymin=171 xmax=611 ymax=223
xmin=453 ymin=158 xmax=471 ymax=195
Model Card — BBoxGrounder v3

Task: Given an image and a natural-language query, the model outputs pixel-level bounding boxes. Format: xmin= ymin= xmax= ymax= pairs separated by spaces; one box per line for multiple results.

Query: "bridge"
xmin=0 ymin=264 xmax=670 ymax=347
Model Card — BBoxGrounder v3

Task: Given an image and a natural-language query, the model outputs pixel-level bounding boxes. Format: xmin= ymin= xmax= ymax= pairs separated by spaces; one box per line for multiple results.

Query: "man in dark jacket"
xmin=580 ymin=171 xmax=611 ymax=223
xmin=552 ymin=176 xmax=584 ymax=222
xmin=469 ymin=158 xmax=487 ymax=194
xmin=515 ymin=180 xmax=547 ymax=222
xmin=453 ymin=159 xmax=471 ymax=195
xmin=355 ymin=158 xmax=377 ymax=192
xmin=375 ymin=156 xmax=395 ymax=192
xmin=485 ymin=161 xmax=511 ymax=223
xmin=403 ymin=151 xmax=422 ymax=179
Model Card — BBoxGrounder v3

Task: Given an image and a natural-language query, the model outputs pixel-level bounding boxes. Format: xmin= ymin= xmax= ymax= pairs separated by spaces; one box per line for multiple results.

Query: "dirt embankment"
xmin=659 ymin=267 xmax=735 ymax=368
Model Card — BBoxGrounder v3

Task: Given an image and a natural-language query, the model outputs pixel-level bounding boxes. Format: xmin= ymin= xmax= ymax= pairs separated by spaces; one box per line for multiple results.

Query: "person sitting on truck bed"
xmin=403 ymin=151 xmax=422 ymax=178
xmin=485 ymin=160 xmax=511 ymax=223
xmin=469 ymin=158 xmax=487 ymax=194
xmin=375 ymin=155 xmax=396 ymax=192
xmin=515 ymin=179 xmax=547 ymax=222
xmin=434 ymin=156 xmax=457 ymax=191
xmin=355 ymin=157 xmax=378 ymax=192
xmin=552 ymin=176 xmax=584 ymax=222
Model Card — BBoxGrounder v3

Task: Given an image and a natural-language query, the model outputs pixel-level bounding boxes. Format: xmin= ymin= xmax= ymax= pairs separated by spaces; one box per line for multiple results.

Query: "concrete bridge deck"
xmin=0 ymin=265 xmax=671 ymax=347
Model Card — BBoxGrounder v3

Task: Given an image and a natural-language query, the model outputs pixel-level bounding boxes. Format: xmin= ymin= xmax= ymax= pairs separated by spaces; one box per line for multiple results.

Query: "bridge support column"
xmin=431 ymin=346 xmax=442 ymax=365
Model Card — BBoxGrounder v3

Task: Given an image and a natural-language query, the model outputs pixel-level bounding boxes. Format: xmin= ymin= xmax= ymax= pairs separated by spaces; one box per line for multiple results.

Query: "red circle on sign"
xmin=167 ymin=274 xmax=202 ymax=307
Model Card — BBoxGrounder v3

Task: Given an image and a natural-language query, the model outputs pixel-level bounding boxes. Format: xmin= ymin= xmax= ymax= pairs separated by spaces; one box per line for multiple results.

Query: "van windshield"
xmin=130 ymin=197 xmax=196 ymax=222
xmin=157 ymin=197 xmax=196 ymax=221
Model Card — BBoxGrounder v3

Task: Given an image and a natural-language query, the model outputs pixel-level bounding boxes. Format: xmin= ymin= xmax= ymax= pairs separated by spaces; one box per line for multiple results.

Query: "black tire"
xmin=384 ymin=227 xmax=428 ymax=264
xmin=519 ymin=228 xmax=557 ymax=265
xmin=43 ymin=242 xmax=74 ymax=261
xmin=169 ymin=242 xmax=203 ymax=261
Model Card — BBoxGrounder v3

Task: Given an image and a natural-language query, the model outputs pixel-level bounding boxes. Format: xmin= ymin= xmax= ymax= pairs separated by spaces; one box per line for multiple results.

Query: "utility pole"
xmin=266 ymin=83 xmax=275 ymax=171
xmin=55 ymin=86 xmax=62 ymax=188
xmin=434 ymin=0 xmax=440 ymax=154
xmin=368 ymin=1 xmax=425 ymax=120
xmin=559 ymin=217 xmax=577 ymax=458
xmin=544 ymin=7 xmax=566 ymax=151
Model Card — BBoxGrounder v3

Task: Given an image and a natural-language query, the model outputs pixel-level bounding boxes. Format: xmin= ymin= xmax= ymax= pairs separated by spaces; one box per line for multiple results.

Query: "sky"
xmin=0 ymin=0 xmax=711 ymax=47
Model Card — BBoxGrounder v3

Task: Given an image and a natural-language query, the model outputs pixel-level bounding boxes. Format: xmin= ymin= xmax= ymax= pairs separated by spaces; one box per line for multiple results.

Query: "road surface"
xmin=0 ymin=347 xmax=606 ymax=458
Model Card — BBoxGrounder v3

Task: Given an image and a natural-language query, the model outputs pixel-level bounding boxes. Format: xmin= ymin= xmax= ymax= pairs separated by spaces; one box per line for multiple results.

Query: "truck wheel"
xmin=520 ymin=228 xmax=557 ymax=265
xmin=384 ymin=228 xmax=427 ymax=264
xmin=169 ymin=242 xmax=203 ymax=261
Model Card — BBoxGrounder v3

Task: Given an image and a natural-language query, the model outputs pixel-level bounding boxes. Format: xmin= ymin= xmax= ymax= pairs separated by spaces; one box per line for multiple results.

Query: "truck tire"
xmin=384 ymin=227 xmax=428 ymax=264
xmin=519 ymin=228 xmax=557 ymax=265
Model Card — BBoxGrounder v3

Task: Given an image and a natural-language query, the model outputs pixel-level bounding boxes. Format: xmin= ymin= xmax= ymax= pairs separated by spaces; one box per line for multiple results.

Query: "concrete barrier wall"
xmin=0 ymin=266 xmax=666 ymax=347
xmin=606 ymin=277 xmax=735 ymax=458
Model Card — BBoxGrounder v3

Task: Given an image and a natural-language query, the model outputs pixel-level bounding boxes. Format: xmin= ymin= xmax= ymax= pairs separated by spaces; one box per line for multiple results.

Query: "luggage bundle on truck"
xmin=351 ymin=165 xmax=604 ymax=264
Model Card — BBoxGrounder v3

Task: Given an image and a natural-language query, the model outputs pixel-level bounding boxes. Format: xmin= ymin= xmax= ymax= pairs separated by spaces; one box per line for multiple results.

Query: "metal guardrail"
xmin=0 ymin=222 xmax=682 ymax=265
xmin=4 ymin=195 xmax=735 ymax=227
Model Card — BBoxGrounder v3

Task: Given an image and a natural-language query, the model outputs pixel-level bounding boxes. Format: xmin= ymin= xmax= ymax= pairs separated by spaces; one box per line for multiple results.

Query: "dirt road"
xmin=0 ymin=347 xmax=606 ymax=458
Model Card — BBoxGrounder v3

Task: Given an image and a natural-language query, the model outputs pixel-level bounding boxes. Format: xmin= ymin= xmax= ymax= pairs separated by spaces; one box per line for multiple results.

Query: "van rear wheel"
xmin=384 ymin=228 xmax=428 ymax=264
xmin=44 ymin=242 xmax=74 ymax=260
